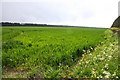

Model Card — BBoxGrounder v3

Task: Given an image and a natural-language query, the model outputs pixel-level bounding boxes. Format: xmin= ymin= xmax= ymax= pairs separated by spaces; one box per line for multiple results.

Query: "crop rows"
xmin=2 ymin=27 xmax=107 ymax=78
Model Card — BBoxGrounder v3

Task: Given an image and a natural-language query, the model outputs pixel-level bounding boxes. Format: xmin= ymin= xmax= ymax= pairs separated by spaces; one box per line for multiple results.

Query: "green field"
xmin=2 ymin=27 xmax=119 ymax=78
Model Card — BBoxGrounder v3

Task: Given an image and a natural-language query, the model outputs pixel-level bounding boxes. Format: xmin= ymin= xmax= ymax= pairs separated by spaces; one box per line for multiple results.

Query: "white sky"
xmin=1 ymin=0 xmax=120 ymax=28
xmin=118 ymin=1 xmax=120 ymax=16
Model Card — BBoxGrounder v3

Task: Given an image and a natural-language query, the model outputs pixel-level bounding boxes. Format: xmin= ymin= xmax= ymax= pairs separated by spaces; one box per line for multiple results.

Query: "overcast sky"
xmin=1 ymin=0 xmax=120 ymax=28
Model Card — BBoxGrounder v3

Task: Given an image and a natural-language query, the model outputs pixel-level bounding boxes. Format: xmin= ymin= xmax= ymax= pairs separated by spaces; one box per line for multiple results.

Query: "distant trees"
xmin=1 ymin=22 xmax=21 ymax=26
xmin=1 ymin=22 xmax=77 ymax=27
xmin=1 ymin=22 xmax=87 ymax=28
xmin=1 ymin=22 xmax=47 ymax=26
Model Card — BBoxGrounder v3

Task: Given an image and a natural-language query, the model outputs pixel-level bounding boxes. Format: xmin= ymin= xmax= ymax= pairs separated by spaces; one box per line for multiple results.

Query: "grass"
xmin=60 ymin=29 xmax=119 ymax=78
xmin=2 ymin=27 xmax=119 ymax=78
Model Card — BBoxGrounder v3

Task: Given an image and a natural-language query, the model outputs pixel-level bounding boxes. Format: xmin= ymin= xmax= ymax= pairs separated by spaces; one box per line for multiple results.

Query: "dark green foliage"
xmin=111 ymin=16 xmax=120 ymax=28
xmin=2 ymin=40 xmax=23 ymax=51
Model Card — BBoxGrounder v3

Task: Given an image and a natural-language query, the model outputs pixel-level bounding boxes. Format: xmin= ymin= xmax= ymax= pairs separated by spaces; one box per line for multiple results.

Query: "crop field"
xmin=2 ymin=27 xmax=119 ymax=78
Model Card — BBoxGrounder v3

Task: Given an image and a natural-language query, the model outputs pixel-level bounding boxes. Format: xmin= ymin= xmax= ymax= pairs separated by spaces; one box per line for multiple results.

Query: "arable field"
xmin=2 ymin=27 xmax=119 ymax=78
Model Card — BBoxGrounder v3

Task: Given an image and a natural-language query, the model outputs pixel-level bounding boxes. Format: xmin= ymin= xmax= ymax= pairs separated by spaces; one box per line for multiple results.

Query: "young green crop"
xmin=2 ymin=27 xmax=107 ymax=78
xmin=60 ymin=29 xmax=119 ymax=78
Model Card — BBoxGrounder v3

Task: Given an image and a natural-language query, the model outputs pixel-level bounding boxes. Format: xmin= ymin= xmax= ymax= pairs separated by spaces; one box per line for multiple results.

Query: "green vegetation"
xmin=2 ymin=27 xmax=118 ymax=78
xmin=60 ymin=29 xmax=119 ymax=78
xmin=0 ymin=27 xmax=2 ymax=79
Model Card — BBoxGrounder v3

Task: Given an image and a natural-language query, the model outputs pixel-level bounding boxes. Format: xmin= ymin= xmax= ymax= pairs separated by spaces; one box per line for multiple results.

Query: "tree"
xmin=111 ymin=16 xmax=120 ymax=28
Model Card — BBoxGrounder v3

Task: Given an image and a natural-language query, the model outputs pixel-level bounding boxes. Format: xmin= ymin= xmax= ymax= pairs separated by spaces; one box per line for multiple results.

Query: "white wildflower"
xmin=108 ymin=56 xmax=112 ymax=59
xmin=83 ymin=50 xmax=86 ymax=53
xmin=116 ymin=76 xmax=118 ymax=78
xmin=103 ymin=71 xmax=111 ymax=78
xmin=97 ymin=55 xmax=101 ymax=58
xmin=105 ymin=75 xmax=109 ymax=78
xmin=112 ymin=72 xmax=116 ymax=76
xmin=99 ymin=57 xmax=104 ymax=61
xmin=89 ymin=53 xmax=92 ymax=56
xmin=99 ymin=75 xmax=103 ymax=78
xmin=105 ymin=64 xmax=108 ymax=68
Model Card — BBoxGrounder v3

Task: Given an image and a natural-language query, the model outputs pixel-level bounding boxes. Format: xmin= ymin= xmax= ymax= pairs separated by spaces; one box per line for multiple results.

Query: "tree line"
xmin=1 ymin=22 xmax=47 ymax=26
xmin=0 ymin=22 xmax=85 ymax=28
xmin=0 ymin=22 xmax=101 ymax=28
